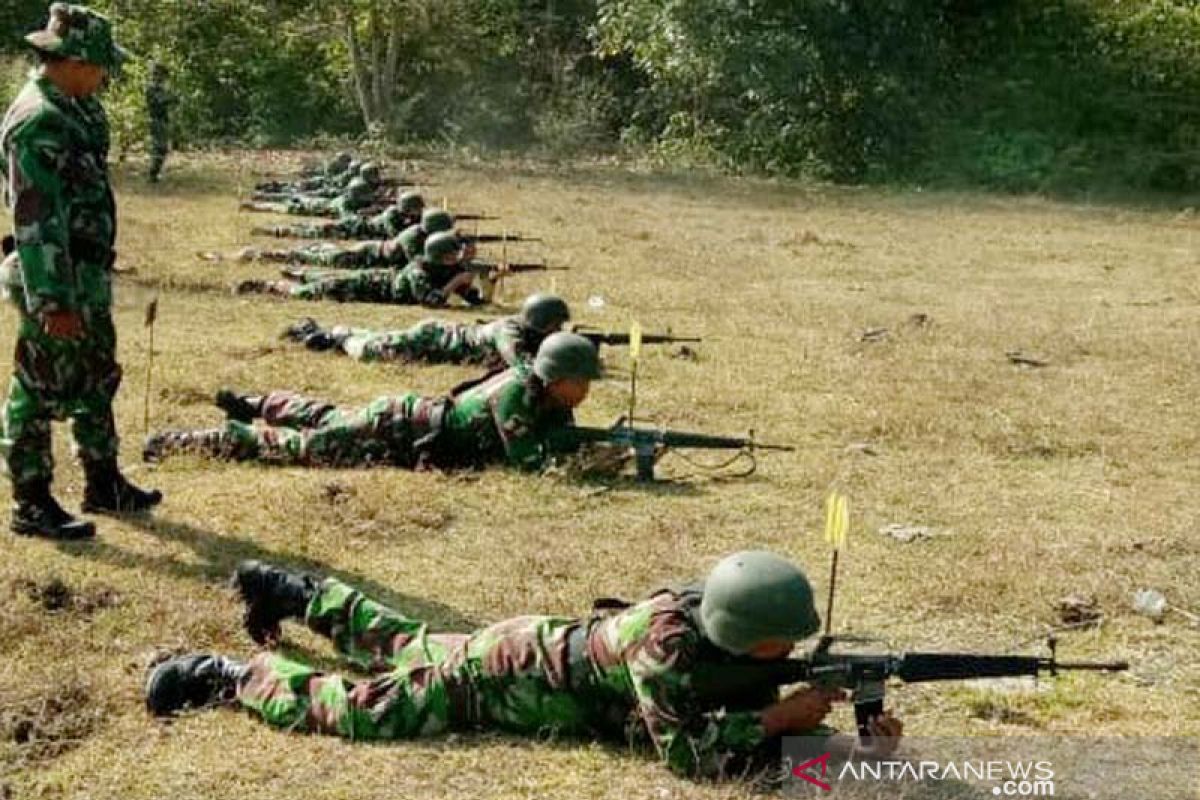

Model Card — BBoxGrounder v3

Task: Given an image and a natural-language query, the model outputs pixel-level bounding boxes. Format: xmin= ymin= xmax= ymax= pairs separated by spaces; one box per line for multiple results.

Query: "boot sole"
xmin=11 ymin=520 xmax=96 ymax=540
xmin=81 ymin=493 xmax=164 ymax=515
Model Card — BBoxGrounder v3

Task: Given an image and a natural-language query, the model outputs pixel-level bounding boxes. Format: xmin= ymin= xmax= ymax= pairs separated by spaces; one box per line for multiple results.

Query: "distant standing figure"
xmin=145 ymin=61 xmax=173 ymax=182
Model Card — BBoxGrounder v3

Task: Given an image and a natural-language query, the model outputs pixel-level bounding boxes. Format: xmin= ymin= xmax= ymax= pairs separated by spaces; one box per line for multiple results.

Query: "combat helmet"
xmin=345 ymin=176 xmax=372 ymax=200
xmin=520 ymin=293 xmax=571 ymax=333
xmin=396 ymin=225 xmax=424 ymax=260
xmin=25 ymin=3 xmax=129 ymax=70
xmin=533 ymin=332 xmax=601 ymax=383
xmin=421 ymin=208 xmax=455 ymax=235
xmin=699 ymin=550 xmax=820 ymax=654
xmin=423 ymin=231 xmax=462 ymax=262
xmin=397 ymin=190 xmax=425 ymax=214
xmin=358 ymin=162 xmax=382 ymax=184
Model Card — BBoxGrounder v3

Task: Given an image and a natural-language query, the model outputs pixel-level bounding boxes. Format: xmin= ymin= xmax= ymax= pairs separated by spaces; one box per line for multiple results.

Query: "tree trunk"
xmin=343 ymin=5 xmax=377 ymax=129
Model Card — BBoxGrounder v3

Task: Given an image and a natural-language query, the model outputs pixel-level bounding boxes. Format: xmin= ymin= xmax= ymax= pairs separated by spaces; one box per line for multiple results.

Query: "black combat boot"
xmin=232 ymin=278 xmax=268 ymax=295
xmin=214 ymin=388 xmax=265 ymax=423
xmin=281 ymin=317 xmax=321 ymax=343
xmin=82 ymin=459 xmax=163 ymax=514
xmin=142 ymin=428 xmax=226 ymax=463
xmin=11 ymin=480 xmax=95 ymax=540
xmin=306 ymin=326 xmax=350 ymax=353
xmin=144 ymin=653 xmax=248 ymax=716
xmin=232 ymin=560 xmax=318 ymax=645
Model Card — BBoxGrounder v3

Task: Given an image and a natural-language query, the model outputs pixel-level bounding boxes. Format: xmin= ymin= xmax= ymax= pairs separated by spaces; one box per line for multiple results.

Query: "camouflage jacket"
xmin=394 ymin=258 xmax=471 ymax=306
xmin=391 ymin=587 xmax=770 ymax=777
xmin=0 ymin=73 xmax=115 ymax=314
xmin=441 ymin=365 xmax=573 ymax=469
xmin=144 ymin=80 xmax=174 ymax=117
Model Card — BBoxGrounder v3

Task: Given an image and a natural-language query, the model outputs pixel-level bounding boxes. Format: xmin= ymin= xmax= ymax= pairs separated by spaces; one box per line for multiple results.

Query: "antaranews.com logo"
xmin=792 ymin=751 xmax=1055 ymax=796
xmin=781 ymin=736 xmax=1196 ymax=799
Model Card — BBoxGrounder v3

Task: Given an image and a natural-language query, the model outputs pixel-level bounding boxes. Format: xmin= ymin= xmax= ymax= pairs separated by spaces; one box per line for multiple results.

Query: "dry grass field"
xmin=1 ymin=151 xmax=1197 ymax=799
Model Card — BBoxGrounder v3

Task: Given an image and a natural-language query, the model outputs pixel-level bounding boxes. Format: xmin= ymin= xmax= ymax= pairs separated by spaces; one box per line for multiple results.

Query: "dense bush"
xmin=3 ymin=0 xmax=1200 ymax=193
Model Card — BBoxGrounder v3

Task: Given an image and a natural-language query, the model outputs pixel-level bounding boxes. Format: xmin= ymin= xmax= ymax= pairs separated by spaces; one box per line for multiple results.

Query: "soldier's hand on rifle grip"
xmin=762 ymin=687 xmax=846 ymax=736
xmin=41 ymin=309 xmax=84 ymax=340
xmin=855 ymin=713 xmax=904 ymax=759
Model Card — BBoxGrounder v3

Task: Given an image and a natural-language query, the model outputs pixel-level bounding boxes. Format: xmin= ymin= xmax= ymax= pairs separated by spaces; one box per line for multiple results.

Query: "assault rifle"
xmin=573 ymin=326 xmax=700 ymax=349
xmin=692 ymin=635 xmax=1128 ymax=740
xmin=462 ymin=233 xmax=542 ymax=245
xmin=552 ymin=418 xmax=793 ymax=481
xmin=466 ymin=260 xmax=566 ymax=277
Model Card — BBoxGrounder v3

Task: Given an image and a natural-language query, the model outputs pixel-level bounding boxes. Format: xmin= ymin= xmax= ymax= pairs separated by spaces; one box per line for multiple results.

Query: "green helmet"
xmin=520 ymin=293 xmax=571 ymax=333
xmin=358 ymin=162 xmax=382 ymax=184
xmin=421 ymin=208 xmax=455 ymax=235
xmin=699 ymin=551 xmax=820 ymax=654
xmin=397 ymin=190 xmax=424 ymax=214
xmin=25 ymin=3 xmax=130 ymax=71
xmin=345 ymin=177 xmax=371 ymax=200
xmin=423 ymin=231 xmax=461 ymax=262
xmin=396 ymin=225 xmax=424 ymax=260
xmin=533 ymin=332 xmax=601 ymax=383
xmin=329 ymin=152 xmax=353 ymax=173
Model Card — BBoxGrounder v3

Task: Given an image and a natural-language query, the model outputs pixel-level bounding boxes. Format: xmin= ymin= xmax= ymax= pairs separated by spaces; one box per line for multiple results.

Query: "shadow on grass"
xmin=55 ymin=513 xmax=478 ymax=631
xmin=567 ymin=473 xmax=707 ymax=497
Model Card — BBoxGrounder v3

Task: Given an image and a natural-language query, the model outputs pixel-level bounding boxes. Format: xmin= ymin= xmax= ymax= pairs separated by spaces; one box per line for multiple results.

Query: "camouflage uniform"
xmin=0 ymin=71 xmax=122 ymax=486
xmin=255 ymin=204 xmax=419 ymax=241
xmin=236 ymin=581 xmax=781 ymax=778
xmin=144 ymin=64 xmax=173 ymax=182
xmin=252 ymin=237 xmax=408 ymax=270
xmin=157 ymin=366 xmax=572 ymax=471
xmin=251 ymin=259 xmax=478 ymax=307
xmin=243 ymin=189 xmax=372 ymax=219
xmin=254 ymin=161 xmax=359 ymax=196
xmin=337 ymin=316 xmax=536 ymax=368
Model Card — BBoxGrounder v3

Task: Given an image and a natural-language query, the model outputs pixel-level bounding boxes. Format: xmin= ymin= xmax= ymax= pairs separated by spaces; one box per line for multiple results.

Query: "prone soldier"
xmin=232 ymin=231 xmax=484 ymax=308
xmin=282 ymin=292 xmax=572 ymax=368
xmin=143 ymin=332 xmax=602 ymax=472
xmin=145 ymin=550 xmax=904 ymax=779
xmin=240 ymin=164 xmax=381 ymax=217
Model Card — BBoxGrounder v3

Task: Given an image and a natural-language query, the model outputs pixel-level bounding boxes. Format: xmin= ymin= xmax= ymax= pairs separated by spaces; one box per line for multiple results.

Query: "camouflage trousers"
xmin=237 ymin=578 xmax=601 ymax=740
xmin=342 ymin=320 xmax=491 ymax=365
xmin=0 ymin=310 xmax=121 ymax=486
xmin=286 ymin=242 xmax=392 ymax=270
xmin=258 ymin=220 xmax=348 ymax=240
xmin=243 ymin=198 xmax=339 ymax=217
xmin=148 ymin=118 xmax=168 ymax=181
xmin=278 ymin=270 xmax=411 ymax=304
xmin=220 ymin=389 xmax=427 ymax=467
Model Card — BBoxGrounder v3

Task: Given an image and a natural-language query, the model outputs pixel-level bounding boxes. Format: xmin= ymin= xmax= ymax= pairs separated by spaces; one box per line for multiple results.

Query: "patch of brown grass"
xmin=0 ymin=151 xmax=1196 ymax=798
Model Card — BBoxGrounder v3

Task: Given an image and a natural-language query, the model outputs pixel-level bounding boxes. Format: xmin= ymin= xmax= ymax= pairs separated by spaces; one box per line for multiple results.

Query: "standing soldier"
xmin=144 ymin=61 xmax=173 ymax=182
xmin=0 ymin=3 xmax=162 ymax=539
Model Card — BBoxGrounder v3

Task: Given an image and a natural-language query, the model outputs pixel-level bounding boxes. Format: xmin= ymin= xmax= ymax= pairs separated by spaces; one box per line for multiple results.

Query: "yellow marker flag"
xmin=629 ymin=321 xmax=643 ymax=364
xmin=824 ymin=491 xmax=849 ymax=548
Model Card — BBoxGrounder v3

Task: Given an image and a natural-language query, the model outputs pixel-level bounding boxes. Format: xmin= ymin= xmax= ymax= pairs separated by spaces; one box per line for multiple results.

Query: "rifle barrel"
xmin=1053 ymin=660 xmax=1130 ymax=671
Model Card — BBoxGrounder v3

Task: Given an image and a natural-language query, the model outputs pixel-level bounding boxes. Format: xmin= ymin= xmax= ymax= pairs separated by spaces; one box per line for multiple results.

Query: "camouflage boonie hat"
xmin=25 ymin=3 xmax=130 ymax=71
